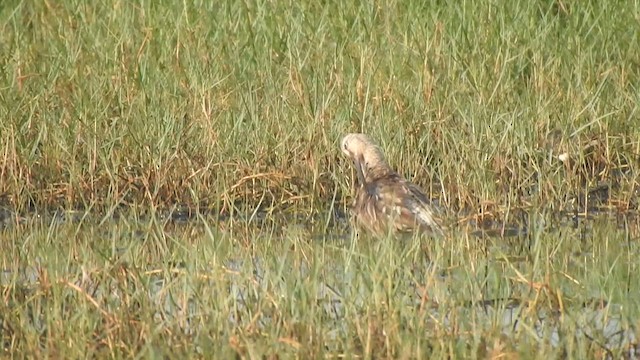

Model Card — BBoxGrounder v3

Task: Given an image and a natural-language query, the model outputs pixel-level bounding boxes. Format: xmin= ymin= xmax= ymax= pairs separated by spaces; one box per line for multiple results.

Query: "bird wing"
xmin=369 ymin=174 xmax=444 ymax=235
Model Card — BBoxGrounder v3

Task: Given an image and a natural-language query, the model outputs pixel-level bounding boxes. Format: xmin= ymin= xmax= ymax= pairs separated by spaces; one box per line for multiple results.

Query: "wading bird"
xmin=341 ymin=133 xmax=444 ymax=238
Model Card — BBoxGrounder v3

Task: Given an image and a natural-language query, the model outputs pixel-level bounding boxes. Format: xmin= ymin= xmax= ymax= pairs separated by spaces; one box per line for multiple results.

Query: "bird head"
xmin=341 ymin=133 xmax=391 ymax=183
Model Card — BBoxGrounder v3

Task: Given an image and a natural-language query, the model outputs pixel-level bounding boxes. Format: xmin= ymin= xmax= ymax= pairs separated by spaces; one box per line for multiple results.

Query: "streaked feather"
xmin=341 ymin=133 xmax=444 ymax=238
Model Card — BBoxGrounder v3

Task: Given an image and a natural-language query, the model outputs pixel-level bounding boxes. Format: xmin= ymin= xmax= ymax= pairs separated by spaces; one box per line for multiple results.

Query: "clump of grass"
xmin=0 ymin=0 xmax=638 ymax=220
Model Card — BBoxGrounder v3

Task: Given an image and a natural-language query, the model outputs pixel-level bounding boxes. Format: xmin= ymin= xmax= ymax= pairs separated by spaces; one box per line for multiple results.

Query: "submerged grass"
xmin=1 ymin=0 xmax=640 ymax=358
xmin=2 ymin=214 xmax=639 ymax=358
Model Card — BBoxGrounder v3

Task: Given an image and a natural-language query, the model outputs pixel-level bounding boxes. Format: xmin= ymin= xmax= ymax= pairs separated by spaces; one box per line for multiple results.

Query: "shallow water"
xmin=3 ymin=247 xmax=637 ymax=357
xmin=1 ymin=202 xmax=639 ymax=357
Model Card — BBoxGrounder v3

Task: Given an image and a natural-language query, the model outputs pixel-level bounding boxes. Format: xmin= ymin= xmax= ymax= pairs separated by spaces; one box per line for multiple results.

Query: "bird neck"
xmin=363 ymin=161 xmax=393 ymax=183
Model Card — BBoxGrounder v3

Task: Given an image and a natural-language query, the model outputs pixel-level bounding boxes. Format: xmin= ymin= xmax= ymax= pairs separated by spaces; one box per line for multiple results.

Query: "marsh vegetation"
xmin=1 ymin=0 xmax=639 ymax=358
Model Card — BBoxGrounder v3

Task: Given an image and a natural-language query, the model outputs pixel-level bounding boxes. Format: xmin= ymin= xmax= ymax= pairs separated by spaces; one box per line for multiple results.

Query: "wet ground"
xmin=1 ymin=195 xmax=640 ymax=357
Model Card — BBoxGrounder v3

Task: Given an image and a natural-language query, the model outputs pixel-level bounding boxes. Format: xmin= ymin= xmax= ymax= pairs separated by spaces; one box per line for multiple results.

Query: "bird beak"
xmin=352 ymin=155 xmax=366 ymax=186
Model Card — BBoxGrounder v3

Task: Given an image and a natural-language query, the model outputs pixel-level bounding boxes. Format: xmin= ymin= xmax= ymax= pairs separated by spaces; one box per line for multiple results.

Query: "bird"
xmin=340 ymin=133 xmax=445 ymax=238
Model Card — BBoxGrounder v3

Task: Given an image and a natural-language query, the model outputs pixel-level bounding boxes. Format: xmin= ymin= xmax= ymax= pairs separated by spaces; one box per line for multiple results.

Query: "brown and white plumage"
xmin=341 ymin=133 xmax=444 ymax=238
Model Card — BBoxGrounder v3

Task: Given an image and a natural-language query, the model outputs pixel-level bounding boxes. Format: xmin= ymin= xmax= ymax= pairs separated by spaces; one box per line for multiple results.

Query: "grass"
xmin=1 ymin=0 xmax=639 ymax=358
xmin=2 ymin=215 xmax=638 ymax=358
